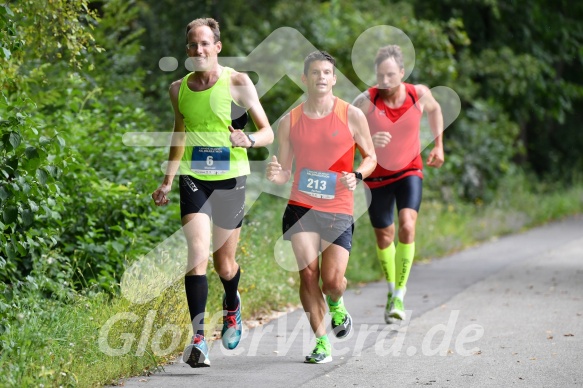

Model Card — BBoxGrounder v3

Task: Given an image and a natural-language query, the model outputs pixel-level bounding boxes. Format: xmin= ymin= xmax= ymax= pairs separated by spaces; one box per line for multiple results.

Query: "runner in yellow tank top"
xmin=151 ymin=18 xmax=273 ymax=368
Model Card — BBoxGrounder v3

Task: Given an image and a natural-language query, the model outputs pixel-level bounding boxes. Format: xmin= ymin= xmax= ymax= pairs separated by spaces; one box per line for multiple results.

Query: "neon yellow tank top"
xmin=178 ymin=67 xmax=250 ymax=180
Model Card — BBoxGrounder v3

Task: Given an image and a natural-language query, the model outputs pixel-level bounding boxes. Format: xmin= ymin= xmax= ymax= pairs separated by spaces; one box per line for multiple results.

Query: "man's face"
xmin=376 ymin=57 xmax=404 ymax=91
xmin=302 ymin=60 xmax=337 ymax=95
xmin=186 ymin=26 xmax=221 ymax=71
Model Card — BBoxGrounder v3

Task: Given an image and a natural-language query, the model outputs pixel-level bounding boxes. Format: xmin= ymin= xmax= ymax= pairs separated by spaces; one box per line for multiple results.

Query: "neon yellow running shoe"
xmin=388 ymin=296 xmax=406 ymax=321
xmin=304 ymin=337 xmax=332 ymax=364
xmin=327 ymin=296 xmax=352 ymax=339
xmin=384 ymin=292 xmax=394 ymax=324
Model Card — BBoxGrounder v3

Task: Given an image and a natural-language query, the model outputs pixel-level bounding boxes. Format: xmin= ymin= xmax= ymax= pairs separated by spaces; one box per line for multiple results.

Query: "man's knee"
xmin=321 ymin=277 xmax=343 ymax=296
xmin=398 ymin=221 xmax=416 ymax=242
xmin=299 ymin=266 xmax=320 ymax=285
xmin=375 ymin=226 xmax=395 ymax=248
xmin=213 ymin=258 xmax=238 ymax=279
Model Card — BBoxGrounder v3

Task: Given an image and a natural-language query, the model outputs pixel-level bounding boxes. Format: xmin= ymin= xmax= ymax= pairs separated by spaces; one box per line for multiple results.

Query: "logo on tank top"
xmin=332 ymin=130 xmax=339 ymax=137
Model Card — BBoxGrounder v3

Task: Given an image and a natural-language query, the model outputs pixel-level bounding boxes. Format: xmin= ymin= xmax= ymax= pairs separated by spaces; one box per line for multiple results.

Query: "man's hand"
xmin=152 ymin=184 xmax=171 ymax=206
xmin=371 ymin=131 xmax=392 ymax=148
xmin=266 ymin=155 xmax=282 ymax=182
xmin=229 ymin=125 xmax=252 ymax=148
xmin=340 ymin=171 xmax=358 ymax=191
xmin=426 ymin=147 xmax=444 ymax=168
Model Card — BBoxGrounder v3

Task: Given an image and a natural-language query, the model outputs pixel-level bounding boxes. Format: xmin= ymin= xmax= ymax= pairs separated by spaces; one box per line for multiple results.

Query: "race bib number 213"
xmin=298 ymin=169 xmax=337 ymax=199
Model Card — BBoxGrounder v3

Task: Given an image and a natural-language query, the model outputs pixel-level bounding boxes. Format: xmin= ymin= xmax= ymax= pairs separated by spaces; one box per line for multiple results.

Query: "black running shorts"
xmin=282 ymin=204 xmax=354 ymax=252
xmin=179 ymin=175 xmax=246 ymax=229
xmin=365 ymin=175 xmax=422 ymax=229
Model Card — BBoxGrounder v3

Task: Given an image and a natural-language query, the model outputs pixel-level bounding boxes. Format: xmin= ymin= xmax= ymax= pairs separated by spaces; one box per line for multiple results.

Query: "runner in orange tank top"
xmin=266 ymin=51 xmax=376 ymax=364
xmin=353 ymin=45 xmax=444 ymax=324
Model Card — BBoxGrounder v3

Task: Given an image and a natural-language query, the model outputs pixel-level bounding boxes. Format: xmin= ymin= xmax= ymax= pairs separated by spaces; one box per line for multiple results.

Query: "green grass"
xmin=1 ymin=177 xmax=582 ymax=386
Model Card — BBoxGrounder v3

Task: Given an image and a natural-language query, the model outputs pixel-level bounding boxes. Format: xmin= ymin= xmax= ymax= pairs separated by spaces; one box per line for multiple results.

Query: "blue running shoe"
xmin=221 ymin=291 xmax=242 ymax=349
xmin=182 ymin=334 xmax=210 ymax=368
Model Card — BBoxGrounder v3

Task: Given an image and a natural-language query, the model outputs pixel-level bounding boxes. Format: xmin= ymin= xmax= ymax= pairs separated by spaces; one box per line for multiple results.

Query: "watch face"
xmin=247 ymin=134 xmax=256 ymax=147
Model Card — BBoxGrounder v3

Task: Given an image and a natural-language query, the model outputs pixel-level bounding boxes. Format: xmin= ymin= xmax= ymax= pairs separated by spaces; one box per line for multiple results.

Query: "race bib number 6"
xmin=298 ymin=169 xmax=337 ymax=199
xmin=191 ymin=146 xmax=230 ymax=175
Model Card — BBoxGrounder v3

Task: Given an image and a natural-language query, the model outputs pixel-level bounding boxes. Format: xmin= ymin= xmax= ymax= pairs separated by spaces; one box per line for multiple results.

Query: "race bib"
xmin=191 ymin=146 xmax=230 ymax=175
xmin=298 ymin=169 xmax=337 ymax=199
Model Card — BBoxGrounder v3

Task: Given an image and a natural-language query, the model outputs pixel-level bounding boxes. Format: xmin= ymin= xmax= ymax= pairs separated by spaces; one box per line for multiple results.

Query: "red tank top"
xmin=365 ymin=83 xmax=423 ymax=189
xmin=288 ymin=98 xmax=355 ymax=215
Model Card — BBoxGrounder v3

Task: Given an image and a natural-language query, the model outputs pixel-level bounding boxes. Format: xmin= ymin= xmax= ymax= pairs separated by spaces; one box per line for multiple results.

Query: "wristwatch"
xmin=246 ymin=133 xmax=256 ymax=148
xmin=353 ymin=171 xmax=363 ymax=182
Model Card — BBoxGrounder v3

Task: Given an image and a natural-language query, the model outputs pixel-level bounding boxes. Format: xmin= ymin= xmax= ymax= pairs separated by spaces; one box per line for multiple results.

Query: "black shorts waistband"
xmin=364 ymin=169 xmax=421 ymax=183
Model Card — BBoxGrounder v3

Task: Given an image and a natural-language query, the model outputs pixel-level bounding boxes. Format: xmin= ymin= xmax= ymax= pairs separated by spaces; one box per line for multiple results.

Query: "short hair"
xmin=374 ymin=45 xmax=404 ymax=69
xmin=185 ymin=18 xmax=220 ymax=43
xmin=303 ymin=51 xmax=336 ymax=75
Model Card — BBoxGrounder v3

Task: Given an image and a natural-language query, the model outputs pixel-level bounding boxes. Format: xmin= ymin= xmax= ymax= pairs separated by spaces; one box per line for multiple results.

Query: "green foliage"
xmin=0 ymin=0 xmax=177 ymax=294
xmin=413 ymin=0 xmax=583 ymax=177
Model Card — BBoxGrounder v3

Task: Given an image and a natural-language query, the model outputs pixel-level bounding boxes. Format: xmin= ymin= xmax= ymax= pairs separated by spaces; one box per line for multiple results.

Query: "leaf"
xmin=2 ymin=206 xmax=18 ymax=224
xmin=20 ymin=182 xmax=30 ymax=194
xmin=5 ymin=157 xmax=18 ymax=174
xmin=56 ymin=136 xmax=66 ymax=148
xmin=8 ymin=132 xmax=21 ymax=149
xmin=39 ymin=136 xmax=51 ymax=146
xmin=25 ymin=146 xmax=39 ymax=159
xmin=45 ymin=165 xmax=57 ymax=178
xmin=28 ymin=200 xmax=39 ymax=212
xmin=5 ymin=244 xmax=15 ymax=260
xmin=0 ymin=186 xmax=8 ymax=201
xmin=1 ymin=47 xmax=10 ymax=60
xmin=36 ymin=169 xmax=48 ymax=185
xmin=15 ymin=240 xmax=26 ymax=256
xmin=111 ymin=241 xmax=125 ymax=253
xmin=2 ymin=5 xmax=14 ymax=16
xmin=22 ymin=209 xmax=34 ymax=226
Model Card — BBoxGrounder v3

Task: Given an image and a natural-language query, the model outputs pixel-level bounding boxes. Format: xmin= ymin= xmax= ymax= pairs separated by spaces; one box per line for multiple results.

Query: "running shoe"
xmin=182 ymin=334 xmax=210 ymax=368
xmin=327 ymin=296 xmax=352 ymax=339
xmin=388 ymin=296 xmax=406 ymax=321
xmin=221 ymin=291 xmax=242 ymax=349
xmin=304 ymin=337 xmax=332 ymax=364
xmin=384 ymin=292 xmax=394 ymax=324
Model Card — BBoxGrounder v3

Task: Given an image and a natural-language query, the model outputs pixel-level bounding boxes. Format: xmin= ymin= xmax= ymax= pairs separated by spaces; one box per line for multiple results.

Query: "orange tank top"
xmin=288 ymin=98 xmax=355 ymax=215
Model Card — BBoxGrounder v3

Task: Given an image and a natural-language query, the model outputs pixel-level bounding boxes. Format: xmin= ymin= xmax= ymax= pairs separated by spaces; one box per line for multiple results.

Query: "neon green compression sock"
xmin=376 ymin=243 xmax=396 ymax=294
xmin=395 ymin=242 xmax=415 ymax=292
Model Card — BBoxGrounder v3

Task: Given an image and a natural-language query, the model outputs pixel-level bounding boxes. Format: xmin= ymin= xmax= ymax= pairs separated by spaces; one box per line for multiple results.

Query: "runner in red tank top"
xmin=266 ymin=51 xmax=376 ymax=364
xmin=353 ymin=45 xmax=444 ymax=324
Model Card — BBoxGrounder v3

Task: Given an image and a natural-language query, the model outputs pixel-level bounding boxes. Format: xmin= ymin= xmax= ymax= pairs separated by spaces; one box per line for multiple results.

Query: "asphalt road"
xmin=120 ymin=215 xmax=583 ymax=387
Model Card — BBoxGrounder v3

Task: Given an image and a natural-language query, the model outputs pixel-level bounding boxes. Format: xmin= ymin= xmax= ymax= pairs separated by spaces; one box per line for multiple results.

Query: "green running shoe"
xmin=327 ymin=296 xmax=352 ymax=339
xmin=304 ymin=337 xmax=332 ymax=364
xmin=384 ymin=292 xmax=394 ymax=324
xmin=389 ymin=296 xmax=406 ymax=321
